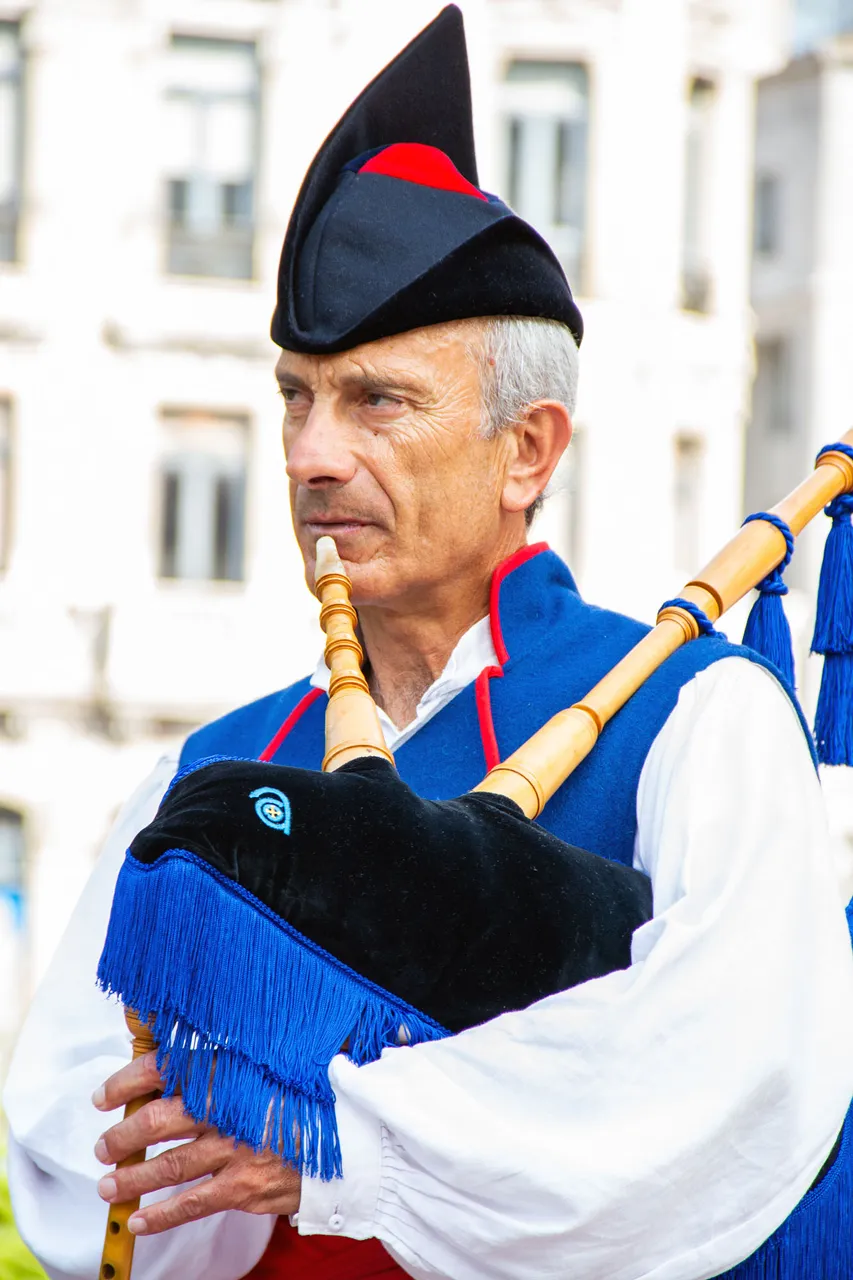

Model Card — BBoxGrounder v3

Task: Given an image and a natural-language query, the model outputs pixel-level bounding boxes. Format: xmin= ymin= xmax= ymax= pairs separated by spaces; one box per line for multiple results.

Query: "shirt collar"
xmin=309 ymin=614 xmax=497 ymax=751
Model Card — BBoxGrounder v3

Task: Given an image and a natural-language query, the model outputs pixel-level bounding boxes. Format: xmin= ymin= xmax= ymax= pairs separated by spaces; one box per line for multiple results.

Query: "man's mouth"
xmin=303 ymin=516 xmax=375 ymax=535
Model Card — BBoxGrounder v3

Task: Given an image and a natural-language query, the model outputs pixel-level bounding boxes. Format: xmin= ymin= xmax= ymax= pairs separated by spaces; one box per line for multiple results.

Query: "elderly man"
xmin=6 ymin=8 xmax=853 ymax=1280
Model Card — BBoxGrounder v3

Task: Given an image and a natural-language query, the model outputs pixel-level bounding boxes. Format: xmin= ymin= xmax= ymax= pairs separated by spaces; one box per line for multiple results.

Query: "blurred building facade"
xmin=0 ymin=0 xmax=791 ymax=1073
xmin=747 ymin=8 xmax=853 ymax=840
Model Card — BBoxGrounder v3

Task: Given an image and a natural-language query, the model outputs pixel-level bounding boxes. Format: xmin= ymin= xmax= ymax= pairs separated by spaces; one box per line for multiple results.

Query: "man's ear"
xmin=501 ymin=401 xmax=572 ymax=517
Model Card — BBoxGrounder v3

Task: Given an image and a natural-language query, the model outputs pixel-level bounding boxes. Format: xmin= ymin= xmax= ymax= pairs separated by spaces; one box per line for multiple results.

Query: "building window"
xmin=673 ymin=433 xmax=704 ymax=572
xmin=158 ymin=411 xmax=249 ymax=582
xmin=681 ymin=77 xmax=715 ymax=313
xmin=753 ymin=338 xmax=792 ymax=436
xmin=0 ymin=807 xmax=25 ymax=928
xmin=0 ymin=400 xmax=11 ymax=571
xmin=504 ymin=61 xmax=589 ymax=290
xmin=0 ymin=23 xmax=23 ymax=263
xmin=754 ymin=174 xmax=780 ymax=256
xmin=164 ymin=36 xmax=259 ymax=280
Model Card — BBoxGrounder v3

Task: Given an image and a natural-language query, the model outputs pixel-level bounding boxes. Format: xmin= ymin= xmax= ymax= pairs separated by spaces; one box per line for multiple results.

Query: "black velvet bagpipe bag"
xmin=98 ymin=757 xmax=652 ymax=1178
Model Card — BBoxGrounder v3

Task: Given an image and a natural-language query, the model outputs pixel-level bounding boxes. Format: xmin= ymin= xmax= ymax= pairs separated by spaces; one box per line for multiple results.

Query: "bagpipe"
xmin=97 ymin=434 xmax=853 ymax=1280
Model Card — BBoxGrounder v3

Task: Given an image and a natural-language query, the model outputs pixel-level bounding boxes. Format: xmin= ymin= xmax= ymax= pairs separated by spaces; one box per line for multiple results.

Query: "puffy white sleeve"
xmin=3 ymin=756 xmax=276 ymax=1280
xmin=298 ymin=657 xmax=853 ymax=1280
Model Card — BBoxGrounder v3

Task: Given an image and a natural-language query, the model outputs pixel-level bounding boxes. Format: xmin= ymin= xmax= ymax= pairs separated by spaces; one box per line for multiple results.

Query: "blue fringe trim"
xmin=97 ymin=849 xmax=449 ymax=1180
xmin=712 ymin=1101 xmax=853 ymax=1279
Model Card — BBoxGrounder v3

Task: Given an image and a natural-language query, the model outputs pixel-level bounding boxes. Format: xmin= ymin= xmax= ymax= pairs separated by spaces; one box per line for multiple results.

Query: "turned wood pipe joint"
xmin=655 ymin=605 xmax=701 ymax=643
xmin=315 ymin=535 xmax=395 ymax=773
xmin=816 ymin=448 xmax=853 ymax=491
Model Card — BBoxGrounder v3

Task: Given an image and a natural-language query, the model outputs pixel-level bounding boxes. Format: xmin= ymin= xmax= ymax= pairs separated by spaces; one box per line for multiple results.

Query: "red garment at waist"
xmin=246 ymin=1215 xmax=406 ymax=1279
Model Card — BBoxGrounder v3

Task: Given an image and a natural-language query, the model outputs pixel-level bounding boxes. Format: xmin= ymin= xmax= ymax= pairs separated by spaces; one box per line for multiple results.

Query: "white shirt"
xmin=308 ymin=614 xmax=497 ymax=751
xmin=5 ymin=640 xmax=853 ymax=1280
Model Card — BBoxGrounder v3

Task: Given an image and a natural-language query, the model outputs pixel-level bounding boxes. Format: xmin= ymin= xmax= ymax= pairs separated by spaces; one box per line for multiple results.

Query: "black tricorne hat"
xmin=271 ymin=5 xmax=584 ymax=353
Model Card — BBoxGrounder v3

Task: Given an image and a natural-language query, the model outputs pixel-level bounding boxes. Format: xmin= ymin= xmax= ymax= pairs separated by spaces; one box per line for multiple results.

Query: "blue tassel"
xmin=811 ymin=482 xmax=853 ymax=766
xmin=813 ymin=652 xmax=853 ymax=767
xmin=742 ymin=582 xmax=795 ymax=689
xmin=97 ymin=849 xmax=449 ymax=1180
xmin=741 ymin=513 xmax=796 ymax=690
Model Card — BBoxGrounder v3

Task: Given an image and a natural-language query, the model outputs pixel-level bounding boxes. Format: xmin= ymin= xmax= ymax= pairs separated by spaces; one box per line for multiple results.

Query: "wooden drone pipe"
xmin=314 ymin=536 xmax=395 ymax=773
xmin=474 ymin=430 xmax=853 ymax=818
xmin=98 ymin=1010 xmax=159 ymax=1280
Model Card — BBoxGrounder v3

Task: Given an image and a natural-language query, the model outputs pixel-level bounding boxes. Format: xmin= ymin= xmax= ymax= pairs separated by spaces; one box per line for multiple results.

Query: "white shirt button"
xmin=328 ymin=1213 xmax=345 ymax=1232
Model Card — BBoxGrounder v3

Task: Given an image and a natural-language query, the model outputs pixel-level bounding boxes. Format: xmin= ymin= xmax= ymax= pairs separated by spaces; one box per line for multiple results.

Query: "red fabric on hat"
xmin=359 ymin=142 xmax=486 ymax=201
xmin=246 ymin=1216 xmax=406 ymax=1279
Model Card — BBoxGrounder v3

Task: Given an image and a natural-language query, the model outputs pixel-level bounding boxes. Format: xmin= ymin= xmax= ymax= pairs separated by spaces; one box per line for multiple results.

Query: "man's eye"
xmin=365 ymin=392 xmax=399 ymax=408
xmin=280 ymin=388 xmax=308 ymax=408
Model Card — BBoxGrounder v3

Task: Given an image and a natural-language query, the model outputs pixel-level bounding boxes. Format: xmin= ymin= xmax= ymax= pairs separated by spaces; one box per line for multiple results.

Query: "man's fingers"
xmin=99 ymin=1131 xmax=228 ymax=1203
xmin=112 ymin=1143 xmax=302 ymax=1232
xmin=126 ymin=1175 xmax=234 ymax=1236
xmin=96 ymin=1094 xmax=203 ymax=1165
xmin=93 ymin=1051 xmax=164 ymax=1112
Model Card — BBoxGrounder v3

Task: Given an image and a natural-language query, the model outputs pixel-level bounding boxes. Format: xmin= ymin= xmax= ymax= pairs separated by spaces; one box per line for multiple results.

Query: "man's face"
xmin=277 ymin=322 xmax=512 ymax=607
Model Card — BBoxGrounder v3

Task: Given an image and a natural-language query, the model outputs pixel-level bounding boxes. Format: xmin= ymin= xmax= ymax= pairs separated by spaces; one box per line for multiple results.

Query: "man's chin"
xmin=300 ymin=527 xmax=389 ymax=593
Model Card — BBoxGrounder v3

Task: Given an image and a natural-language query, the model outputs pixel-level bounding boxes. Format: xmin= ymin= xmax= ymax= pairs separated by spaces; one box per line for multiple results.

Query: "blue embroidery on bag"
xmin=249 ymin=787 xmax=292 ymax=834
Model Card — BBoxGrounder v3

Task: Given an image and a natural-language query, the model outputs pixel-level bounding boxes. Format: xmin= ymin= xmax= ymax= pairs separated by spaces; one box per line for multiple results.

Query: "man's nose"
xmin=285 ymin=407 xmax=358 ymax=488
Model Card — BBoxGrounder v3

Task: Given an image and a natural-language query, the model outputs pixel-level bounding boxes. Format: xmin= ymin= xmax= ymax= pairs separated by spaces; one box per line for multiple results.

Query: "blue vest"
xmin=183 ymin=546 xmax=815 ymax=865
xmin=181 ymin=545 xmax=851 ymax=1280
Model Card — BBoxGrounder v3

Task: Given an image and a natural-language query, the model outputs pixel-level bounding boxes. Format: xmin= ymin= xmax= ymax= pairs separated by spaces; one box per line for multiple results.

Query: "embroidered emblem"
xmin=249 ymin=786 xmax=292 ymax=834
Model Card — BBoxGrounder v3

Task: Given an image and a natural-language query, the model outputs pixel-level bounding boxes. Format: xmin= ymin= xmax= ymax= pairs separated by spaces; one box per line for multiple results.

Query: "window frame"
xmin=0 ymin=20 xmax=25 ymax=264
xmin=681 ymin=75 xmax=717 ymax=315
xmin=0 ymin=397 xmax=14 ymax=573
xmin=163 ymin=33 xmax=261 ymax=282
xmin=673 ymin=431 xmax=706 ymax=573
xmin=156 ymin=407 xmax=251 ymax=586
xmin=0 ymin=804 xmax=26 ymax=930
xmin=501 ymin=58 xmax=591 ymax=294
xmin=753 ymin=336 xmax=793 ymax=438
xmin=754 ymin=172 xmax=781 ymax=257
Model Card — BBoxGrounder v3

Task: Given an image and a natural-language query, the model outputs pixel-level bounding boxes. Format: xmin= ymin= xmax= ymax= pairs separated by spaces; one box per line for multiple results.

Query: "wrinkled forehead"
xmin=274 ymin=319 xmax=486 ymax=393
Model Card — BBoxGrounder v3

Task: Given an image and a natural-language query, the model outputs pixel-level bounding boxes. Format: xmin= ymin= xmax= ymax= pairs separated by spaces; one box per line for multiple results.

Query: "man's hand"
xmin=93 ymin=1051 xmax=301 ymax=1236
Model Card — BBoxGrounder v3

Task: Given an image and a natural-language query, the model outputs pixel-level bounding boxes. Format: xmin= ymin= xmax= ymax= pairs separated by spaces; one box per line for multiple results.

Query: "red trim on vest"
xmin=260 ymin=543 xmax=549 ymax=776
xmin=247 ymin=1217 xmax=405 ymax=1279
xmin=359 ymin=142 xmax=487 ymax=202
xmin=475 ymin=666 xmax=503 ymax=772
xmin=488 ymin=542 xmax=549 ymax=665
xmin=474 ymin=542 xmax=549 ymax=772
xmin=259 ymin=686 xmax=324 ymax=762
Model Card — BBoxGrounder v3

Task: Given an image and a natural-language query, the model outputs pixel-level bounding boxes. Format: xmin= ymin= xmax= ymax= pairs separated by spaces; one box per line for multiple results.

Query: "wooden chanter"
xmin=101 ymin=431 xmax=853 ymax=1278
xmin=98 ymin=538 xmax=395 ymax=1279
xmin=98 ymin=1011 xmax=159 ymax=1280
xmin=314 ymin=536 xmax=395 ymax=772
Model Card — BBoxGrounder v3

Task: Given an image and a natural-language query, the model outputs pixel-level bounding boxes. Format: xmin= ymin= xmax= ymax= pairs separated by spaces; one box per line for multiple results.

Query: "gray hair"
xmin=466 ymin=316 xmax=579 ymax=524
